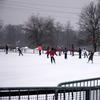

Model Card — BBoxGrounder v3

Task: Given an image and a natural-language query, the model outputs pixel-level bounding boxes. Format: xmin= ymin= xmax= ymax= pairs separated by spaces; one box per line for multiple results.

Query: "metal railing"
xmin=0 ymin=77 xmax=100 ymax=100
xmin=58 ymin=77 xmax=100 ymax=87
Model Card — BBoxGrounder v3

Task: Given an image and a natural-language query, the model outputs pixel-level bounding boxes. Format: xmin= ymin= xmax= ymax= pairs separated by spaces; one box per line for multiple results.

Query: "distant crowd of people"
xmin=45 ymin=46 xmax=94 ymax=64
xmin=4 ymin=44 xmax=95 ymax=64
xmin=5 ymin=44 xmax=23 ymax=56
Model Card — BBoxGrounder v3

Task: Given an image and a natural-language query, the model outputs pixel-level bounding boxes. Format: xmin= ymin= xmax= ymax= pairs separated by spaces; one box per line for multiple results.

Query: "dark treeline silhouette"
xmin=0 ymin=19 xmax=79 ymax=50
xmin=0 ymin=24 xmax=27 ymax=49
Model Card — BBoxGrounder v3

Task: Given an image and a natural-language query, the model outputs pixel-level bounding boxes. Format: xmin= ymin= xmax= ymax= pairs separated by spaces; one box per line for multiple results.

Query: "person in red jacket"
xmin=37 ymin=46 xmax=42 ymax=55
xmin=49 ymin=48 xmax=57 ymax=63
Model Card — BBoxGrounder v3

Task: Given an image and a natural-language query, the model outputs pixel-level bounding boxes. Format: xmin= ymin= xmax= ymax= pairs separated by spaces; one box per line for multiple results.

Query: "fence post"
xmin=37 ymin=92 xmax=38 ymax=100
xmin=55 ymin=89 xmax=58 ymax=100
xmin=72 ymin=91 xmax=73 ymax=100
xmin=9 ymin=90 xmax=11 ymax=100
xmin=45 ymin=92 xmax=47 ymax=100
xmin=19 ymin=89 xmax=20 ymax=100
xmin=86 ymin=90 xmax=90 ymax=100
xmin=28 ymin=89 xmax=30 ymax=100
xmin=63 ymin=91 xmax=65 ymax=100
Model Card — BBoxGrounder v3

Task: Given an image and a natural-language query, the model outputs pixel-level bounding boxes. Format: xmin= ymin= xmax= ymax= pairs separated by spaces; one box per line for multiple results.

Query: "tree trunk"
xmin=93 ymin=32 xmax=96 ymax=52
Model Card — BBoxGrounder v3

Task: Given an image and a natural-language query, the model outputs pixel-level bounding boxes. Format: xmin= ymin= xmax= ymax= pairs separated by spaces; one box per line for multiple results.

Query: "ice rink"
xmin=0 ymin=51 xmax=100 ymax=87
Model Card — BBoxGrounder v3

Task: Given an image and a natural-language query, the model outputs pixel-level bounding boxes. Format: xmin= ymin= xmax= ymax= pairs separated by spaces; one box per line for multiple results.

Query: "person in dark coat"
xmin=18 ymin=48 xmax=23 ymax=56
xmin=88 ymin=51 xmax=94 ymax=63
xmin=39 ymin=50 xmax=41 ymax=55
xmin=5 ymin=44 xmax=8 ymax=54
xmin=45 ymin=46 xmax=50 ymax=58
xmin=78 ymin=48 xmax=82 ymax=59
xmin=71 ymin=44 xmax=74 ymax=56
xmin=49 ymin=48 xmax=57 ymax=63
xmin=63 ymin=48 xmax=68 ymax=59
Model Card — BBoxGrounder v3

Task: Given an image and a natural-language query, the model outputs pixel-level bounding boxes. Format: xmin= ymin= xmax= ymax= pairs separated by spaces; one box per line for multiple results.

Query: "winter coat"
xmin=49 ymin=50 xmax=57 ymax=57
xmin=46 ymin=49 xmax=50 ymax=55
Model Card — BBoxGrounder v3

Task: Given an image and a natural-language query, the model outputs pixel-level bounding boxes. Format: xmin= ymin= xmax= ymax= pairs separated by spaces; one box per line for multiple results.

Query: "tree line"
xmin=0 ymin=0 xmax=100 ymax=51
xmin=0 ymin=17 xmax=78 ymax=50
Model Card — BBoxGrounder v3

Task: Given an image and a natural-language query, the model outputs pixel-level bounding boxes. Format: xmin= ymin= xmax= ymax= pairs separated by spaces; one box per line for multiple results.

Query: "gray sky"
xmin=0 ymin=0 xmax=97 ymax=29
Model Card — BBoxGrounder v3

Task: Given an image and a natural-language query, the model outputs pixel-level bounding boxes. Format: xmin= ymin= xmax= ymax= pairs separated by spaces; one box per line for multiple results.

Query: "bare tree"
xmin=0 ymin=24 xmax=25 ymax=48
xmin=79 ymin=1 xmax=100 ymax=52
xmin=63 ymin=21 xmax=77 ymax=49
xmin=24 ymin=15 xmax=56 ymax=48
xmin=54 ymin=22 xmax=63 ymax=47
xmin=97 ymin=0 xmax=100 ymax=47
xmin=24 ymin=15 xmax=79 ymax=48
xmin=0 ymin=22 xmax=3 ymax=46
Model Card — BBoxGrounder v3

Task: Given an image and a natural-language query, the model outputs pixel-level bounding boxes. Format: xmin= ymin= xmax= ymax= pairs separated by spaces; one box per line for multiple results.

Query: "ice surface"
xmin=0 ymin=51 xmax=100 ymax=87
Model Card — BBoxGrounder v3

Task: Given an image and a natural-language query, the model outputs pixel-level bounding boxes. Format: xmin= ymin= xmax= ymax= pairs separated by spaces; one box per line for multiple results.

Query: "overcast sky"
xmin=0 ymin=0 xmax=98 ymax=29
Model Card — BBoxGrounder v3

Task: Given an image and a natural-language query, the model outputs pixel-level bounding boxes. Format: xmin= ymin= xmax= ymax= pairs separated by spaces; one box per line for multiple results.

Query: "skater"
xmin=71 ymin=44 xmax=74 ymax=56
xmin=57 ymin=46 xmax=62 ymax=56
xmin=82 ymin=48 xmax=88 ymax=58
xmin=63 ymin=48 xmax=68 ymax=59
xmin=5 ymin=44 xmax=8 ymax=54
xmin=88 ymin=51 xmax=94 ymax=63
xmin=37 ymin=46 xmax=42 ymax=55
xmin=45 ymin=46 xmax=50 ymax=58
xmin=78 ymin=48 xmax=82 ymax=59
xmin=49 ymin=48 xmax=57 ymax=63
xmin=18 ymin=47 xmax=23 ymax=56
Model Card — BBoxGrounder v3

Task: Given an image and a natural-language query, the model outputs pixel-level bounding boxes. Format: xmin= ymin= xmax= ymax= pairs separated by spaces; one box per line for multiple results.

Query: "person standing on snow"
xmin=49 ymin=48 xmax=57 ymax=63
xmin=63 ymin=48 xmax=68 ymax=59
xmin=37 ymin=46 xmax=42 ymax=55
xmin=5 ymin=44 xmax=8 ymax=54
xmin=18 ymin=47 xmax=23 ymax=56
xmin=45 ymin=46 xmax=50 ymax=58
xmin=57 ymin=46 xmax=62 ymax=56
xmin=82 ymin=48 xmax=88 ymax=58
xmin=71 ymin=44 xmax=74 ymax=56
xmin=78 ymin=48 xmax=82 ymax=59
xmin=88 ymin=51 xmax=94 ymax=63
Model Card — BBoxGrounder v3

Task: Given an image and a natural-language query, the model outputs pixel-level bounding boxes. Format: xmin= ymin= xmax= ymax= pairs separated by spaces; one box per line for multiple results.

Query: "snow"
xmin=0 ymin=50 xmax=100 ymax=87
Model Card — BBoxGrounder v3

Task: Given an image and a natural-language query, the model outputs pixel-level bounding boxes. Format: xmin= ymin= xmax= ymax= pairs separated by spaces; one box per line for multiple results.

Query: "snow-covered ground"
xmin=0 ymin=50 xmax=100 ymax=87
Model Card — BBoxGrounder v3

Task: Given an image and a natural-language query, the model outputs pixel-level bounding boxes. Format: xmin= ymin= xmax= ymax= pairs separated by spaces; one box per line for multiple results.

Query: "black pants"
xmin=64 ymin=53 xmax=67 ymax=59
xmin=6 ymin=50 xmax=8 ymax=54
xmin=79 ymin=54 xmax=81 ymax=58
xmin=51 ymin=57 xmax=55 ymax=63
xmin=19 ymin=52 xmax=23 ymax=56
xmin=39 ymin=50 xmax=41 ymax=55
xmin=47 ymin=54 xmax=49 ymax=58
xmin=88 ymin=56 xmax=93 ymax=63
